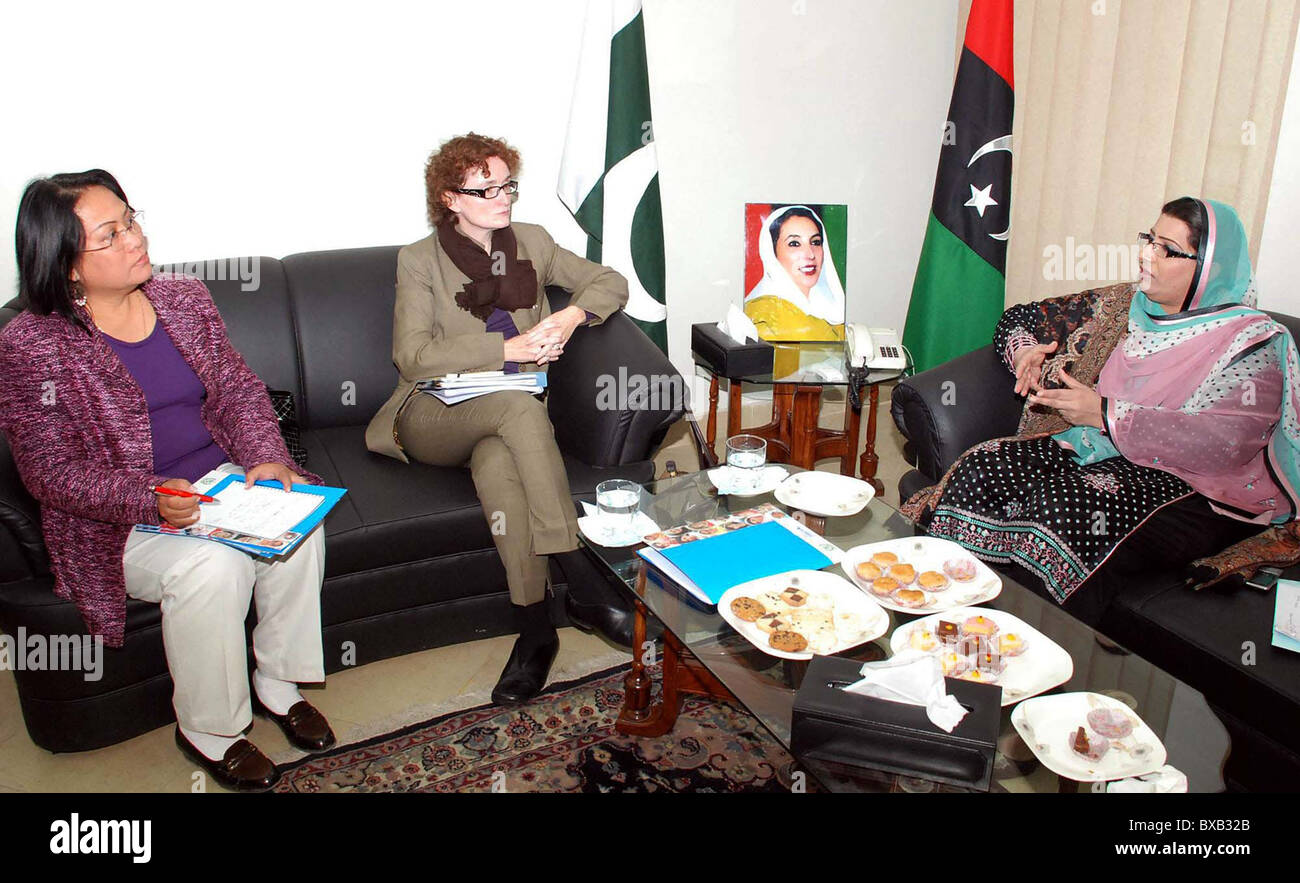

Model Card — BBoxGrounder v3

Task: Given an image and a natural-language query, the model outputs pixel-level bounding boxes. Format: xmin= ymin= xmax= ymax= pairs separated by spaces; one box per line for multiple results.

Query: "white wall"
xmin=1256 ymin=34 xmax=1300 ymax=316
xmin=0 ymin=0 xmax=957 ymax=390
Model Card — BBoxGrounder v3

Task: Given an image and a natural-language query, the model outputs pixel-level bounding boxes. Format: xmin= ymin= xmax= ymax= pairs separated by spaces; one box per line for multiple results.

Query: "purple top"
xmin=486 ymin=308 xmax=521 ymax=374
xmin=104 ymin=321 xmax=228 ymax=482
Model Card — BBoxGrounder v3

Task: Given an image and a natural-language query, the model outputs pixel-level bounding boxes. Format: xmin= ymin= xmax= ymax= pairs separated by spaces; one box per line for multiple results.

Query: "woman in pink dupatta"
xmin=907 ymin=198 xmax=1300 ymax=623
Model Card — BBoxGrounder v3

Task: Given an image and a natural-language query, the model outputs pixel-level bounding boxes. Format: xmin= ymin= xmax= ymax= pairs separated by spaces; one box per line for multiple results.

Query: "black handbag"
xmin=265 ymin=387 xmax=308 ymax=470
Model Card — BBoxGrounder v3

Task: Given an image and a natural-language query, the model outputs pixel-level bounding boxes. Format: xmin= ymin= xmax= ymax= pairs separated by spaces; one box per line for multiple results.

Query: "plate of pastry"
xmin=888 ymin=606 xmax=1073 ymax=705
xmin=773 ymin=471 xmax=875 ymax=517
xmin=841 ymin=537 xmax=1001 ymax=614
xmin=1011 ymin=692 xmax=1167 ymax=782
xmin=719 ymin=570 xmax=890 ymax=661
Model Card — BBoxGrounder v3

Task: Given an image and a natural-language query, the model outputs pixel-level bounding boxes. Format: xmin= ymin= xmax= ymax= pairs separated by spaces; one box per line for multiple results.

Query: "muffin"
xmin=870 ymin=576 xmax=902 ymax=597
xmin=887 ymin=563 xmax=917 ymax=585
xmin=871 ymin=551 xmax=900 ymax=568
xmin=917 ymin=570 xmax=950 ymax=591
xmin=855 ymin=560 xmax=883 ymax=581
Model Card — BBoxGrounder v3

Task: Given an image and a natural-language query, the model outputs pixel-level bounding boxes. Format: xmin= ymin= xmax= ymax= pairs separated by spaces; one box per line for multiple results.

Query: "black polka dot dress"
xmin=924 ymin=436 xmax=1193 ymax=603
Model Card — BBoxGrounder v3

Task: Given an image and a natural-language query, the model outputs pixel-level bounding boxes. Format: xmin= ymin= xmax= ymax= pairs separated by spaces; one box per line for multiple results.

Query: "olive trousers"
xmin=397 ymin=390 xmax=580 ymax=606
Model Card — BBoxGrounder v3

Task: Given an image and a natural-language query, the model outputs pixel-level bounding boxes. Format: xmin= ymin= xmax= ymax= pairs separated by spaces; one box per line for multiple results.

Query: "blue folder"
xmin=639 ymin=520 xmax=834 ymax=605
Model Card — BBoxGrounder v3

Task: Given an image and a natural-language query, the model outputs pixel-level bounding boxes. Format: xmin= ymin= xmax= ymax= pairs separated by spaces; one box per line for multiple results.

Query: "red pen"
xmin=151 ymin=485 xmax=217 ymax=504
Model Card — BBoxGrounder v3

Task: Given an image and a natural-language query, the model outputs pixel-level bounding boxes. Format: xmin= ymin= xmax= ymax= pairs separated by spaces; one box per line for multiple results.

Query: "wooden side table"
xmin=698 ymin=345 xmax=898 ymax=494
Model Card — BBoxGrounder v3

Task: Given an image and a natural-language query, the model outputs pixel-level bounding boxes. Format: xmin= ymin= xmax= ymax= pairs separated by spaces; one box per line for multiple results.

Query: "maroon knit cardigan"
xmin=0 ymin=275 xmax=320 ymax=646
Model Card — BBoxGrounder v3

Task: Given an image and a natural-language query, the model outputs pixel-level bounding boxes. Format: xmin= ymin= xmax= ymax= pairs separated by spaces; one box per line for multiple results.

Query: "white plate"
xmin=841 ymin=537 xmax=1001 ymax=613
xmin=774 ymin=471 xmax=875 ymax=517
xmin=577 ymin=511 xmax=660 ymax=548
xmin=718 ymin=570 xmax=889 ymax=661
xmin=707 ymin=464 xmax=789 ymax=497
xmin=1011 ymin=692 xmax=1168 ymax=783
xmin=888 ymin=606 xmax=1074 ymax=705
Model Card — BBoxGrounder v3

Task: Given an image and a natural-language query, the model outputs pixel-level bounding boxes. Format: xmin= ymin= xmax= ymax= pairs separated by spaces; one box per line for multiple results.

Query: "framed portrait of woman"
xmin=743 ymin=202 xmax=848 ymax=342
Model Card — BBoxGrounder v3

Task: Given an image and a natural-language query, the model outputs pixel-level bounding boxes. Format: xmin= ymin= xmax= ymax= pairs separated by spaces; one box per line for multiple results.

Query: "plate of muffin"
xmin=841 ymin=538 xmax=1001 ymax=613
xmin=888 ymin=606 xmax=1073 ymax=705
xmin=1010 ymin=692 xmax=1167 ymax=782
xmin=720 ymin=570 xmax=890 ymax=660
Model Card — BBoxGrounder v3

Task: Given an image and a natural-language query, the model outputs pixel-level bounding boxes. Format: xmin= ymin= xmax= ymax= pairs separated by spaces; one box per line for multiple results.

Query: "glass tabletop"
xmin=722 ymin=340 xmax=904 ymax=387
xmin=580 ymin=468 xmax=1230 ymax=793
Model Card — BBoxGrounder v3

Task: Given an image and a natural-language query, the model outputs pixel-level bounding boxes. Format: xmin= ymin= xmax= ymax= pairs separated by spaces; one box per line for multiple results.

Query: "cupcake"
xmin=961 ymin=615 xmax=999 ymax=638
xmin=871 ymin=550 xmax=900 ymax=568
xmin=887 ymin=563 xmax=917 ymax=585
xmin=1069 ymin=727 xmax=1110 ymax=762
xmin=909 ymin=628 xmax=939 ymax=652
xmin=996 ymin=632 xmax=1028 ymax=657
xmin=917 ymin=570 xmax=950 ymax=591
xmin=855 ymin=560 xmax=883 ymax=582
xmin=943 ymin=558 xmax=979 ymax=582
xmin=1086 ymin=708 xmax=1134 ymax=740
xmin=893 ymin=588 xmax=927 ymax=608
xmin=870 ymin=576 xmax=901 ymax=597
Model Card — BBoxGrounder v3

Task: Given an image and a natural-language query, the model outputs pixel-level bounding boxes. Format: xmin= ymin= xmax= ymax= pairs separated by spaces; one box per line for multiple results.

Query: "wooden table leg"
xmin=728 ymin=378 xmax=743 ymax=440
xmin=617 ymin=569 xmax=657 ymax=732
xmin=706 ymin=374 xmax=719 ymax=453
xmin=842 ymin=377 xmax=864 ymax=477
xmin=859 ymin=383 xmax=883 ymax=495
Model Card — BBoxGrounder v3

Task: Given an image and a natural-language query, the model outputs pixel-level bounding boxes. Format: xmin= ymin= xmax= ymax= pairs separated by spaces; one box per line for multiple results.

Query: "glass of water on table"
xmin=595 ymin=479 xmax=643 ymax=544
xmin=725 ymin=434 xmax=767 ymax=493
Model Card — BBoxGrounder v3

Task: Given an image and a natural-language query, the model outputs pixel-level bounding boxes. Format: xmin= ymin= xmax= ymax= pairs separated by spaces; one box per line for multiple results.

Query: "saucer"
xmin=706 ymin=465 xmax=789 ymax=497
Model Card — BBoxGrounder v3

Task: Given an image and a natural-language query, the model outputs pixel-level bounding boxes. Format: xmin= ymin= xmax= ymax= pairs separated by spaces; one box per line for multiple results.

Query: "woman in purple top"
xmin=0 ymin=170 xmax=333 ymax=791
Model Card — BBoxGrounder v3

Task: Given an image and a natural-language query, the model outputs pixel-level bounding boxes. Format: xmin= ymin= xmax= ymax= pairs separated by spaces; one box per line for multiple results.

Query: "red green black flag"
xmin=902 ymin=0 xmax=1014 ymax=373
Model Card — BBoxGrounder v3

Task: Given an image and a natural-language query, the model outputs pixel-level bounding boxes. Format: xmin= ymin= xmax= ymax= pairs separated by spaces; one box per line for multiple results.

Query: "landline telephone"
xmin=846 ymin=323 xmax=907 ymax=371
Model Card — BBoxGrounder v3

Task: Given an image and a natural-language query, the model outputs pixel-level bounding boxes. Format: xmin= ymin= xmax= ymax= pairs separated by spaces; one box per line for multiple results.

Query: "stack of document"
xmin=419 ymin=371 xmax=547 ymax=404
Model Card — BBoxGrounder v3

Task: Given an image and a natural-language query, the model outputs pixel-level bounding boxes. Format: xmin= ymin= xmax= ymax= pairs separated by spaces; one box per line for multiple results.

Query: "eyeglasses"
xmin=1137 ymin=231 xmax=1196 ymax=261
xmin=454 ymin=181 xmax=519 ymax=200
xmin=82 ymin=211 xmax=145 ymax=253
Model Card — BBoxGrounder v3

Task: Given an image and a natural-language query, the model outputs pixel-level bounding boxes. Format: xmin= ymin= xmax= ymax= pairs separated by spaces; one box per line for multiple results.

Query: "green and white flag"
xmin=558 ymin=0 xmax=667 ymax=351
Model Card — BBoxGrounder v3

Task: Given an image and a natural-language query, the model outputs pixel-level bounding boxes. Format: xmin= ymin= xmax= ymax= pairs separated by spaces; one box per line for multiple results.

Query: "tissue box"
xmin=790 ymin=654 xmax=1002 ymax=791
xmin=691 ymin=322 xmax=773 ymax=379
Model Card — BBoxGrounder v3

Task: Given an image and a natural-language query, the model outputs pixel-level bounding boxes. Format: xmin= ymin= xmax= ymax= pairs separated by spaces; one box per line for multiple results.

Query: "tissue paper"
xmin=845 ymin=650 xmax=969 ymax=732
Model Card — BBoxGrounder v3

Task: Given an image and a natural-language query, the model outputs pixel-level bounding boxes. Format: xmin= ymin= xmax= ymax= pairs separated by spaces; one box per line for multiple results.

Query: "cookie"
xmin=780 ymin=587 xmax=809 ymax=607
xmin=768 ymin=630 xmax=809 ymax=653
xmin=754 ymin=612 xmax=790 ymax=634
xmin=870 ymin=551 xmax=900 ymax=567
xmin=870 ymin=576 xmax=901 ymax=597
xmin=887 ymin=563 xmax=917 ymax=585
xmin=855 ymin=560 xmax=883 ymax=581
xmin=917 ymin=570 xmax=950 ymax=591
xmin=729 ymin=597 xmax=766 ymax=622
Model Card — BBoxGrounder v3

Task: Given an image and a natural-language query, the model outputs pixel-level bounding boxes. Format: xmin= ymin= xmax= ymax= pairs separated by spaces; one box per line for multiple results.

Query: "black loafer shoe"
xmin=491 ymin=634 xmax=560 ymax=706
xmin=564 ymin=590 xmax=635 ymax=648
xmin=252 ymin=694 xmax=337 ymax=753
xmin=174 ymin=727 xmax=280 ymax=792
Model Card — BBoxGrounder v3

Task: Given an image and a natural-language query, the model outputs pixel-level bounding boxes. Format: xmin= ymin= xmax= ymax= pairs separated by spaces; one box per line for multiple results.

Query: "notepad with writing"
xmin=638 ymin=508 xmax=841 ymax=606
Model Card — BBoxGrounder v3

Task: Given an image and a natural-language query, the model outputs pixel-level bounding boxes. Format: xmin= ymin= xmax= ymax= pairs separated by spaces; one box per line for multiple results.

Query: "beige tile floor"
xmin=0 ymin=383 xmax=913 ymax=793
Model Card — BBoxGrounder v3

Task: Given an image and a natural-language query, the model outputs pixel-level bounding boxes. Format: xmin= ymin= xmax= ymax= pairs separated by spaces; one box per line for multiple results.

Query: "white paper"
xmin=1276 ymin=579 xmax=1300 ymax=641
xmin=844 ymin=650 xmax=969 ymax=732
xmin=198 ymin=483 xmax=322 ymax=539
xmin=717 ymin=304 xmax=760 ymax=344
xmin=1107 ymin=765 xmax=1189 ymax=793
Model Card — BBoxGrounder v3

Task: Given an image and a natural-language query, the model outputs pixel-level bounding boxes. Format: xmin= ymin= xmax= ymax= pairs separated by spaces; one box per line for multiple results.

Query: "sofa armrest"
xmin=545 ymin=288 xmax=686 ymax=467
xmin=0 ymin=436 xmax=49 ymax=580
xmin=890 ymin=345 xmax=1023 ymax=482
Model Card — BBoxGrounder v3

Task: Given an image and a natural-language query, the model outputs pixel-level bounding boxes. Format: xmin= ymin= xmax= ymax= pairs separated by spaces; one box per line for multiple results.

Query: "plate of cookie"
xmin=888 ymin=606 xmax=1073 ymax=705
xmin=1010 ymin=692 xmax=1167 ymax=782
xmin=841 ymin=538 xmax=1001 ymax=614
xmin=720 ymin=570 xmax=890 ymax=660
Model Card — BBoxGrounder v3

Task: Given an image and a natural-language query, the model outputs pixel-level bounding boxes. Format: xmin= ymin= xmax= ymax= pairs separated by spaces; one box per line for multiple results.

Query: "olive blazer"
xmin=365 ymin=222 xmax=628 ymax=461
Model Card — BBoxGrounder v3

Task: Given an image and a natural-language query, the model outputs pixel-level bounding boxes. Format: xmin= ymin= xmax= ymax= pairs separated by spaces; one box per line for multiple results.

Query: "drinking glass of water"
xmin=725 ymin=434 xmax=767 ymax=493
xmin=595 ymin=479 xmax=642 ymax=543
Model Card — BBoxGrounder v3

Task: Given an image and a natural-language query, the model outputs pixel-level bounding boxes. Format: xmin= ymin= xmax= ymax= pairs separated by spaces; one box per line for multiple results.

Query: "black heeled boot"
xmin=555 ymin=549 xmax=635 ymax=649
xmin=491 ymin=601 xmax=559 ymax=706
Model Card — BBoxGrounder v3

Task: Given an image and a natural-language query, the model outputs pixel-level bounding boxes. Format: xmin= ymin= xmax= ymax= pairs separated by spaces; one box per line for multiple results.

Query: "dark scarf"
xmin=437 ymin=217 xmax=538 ymax=321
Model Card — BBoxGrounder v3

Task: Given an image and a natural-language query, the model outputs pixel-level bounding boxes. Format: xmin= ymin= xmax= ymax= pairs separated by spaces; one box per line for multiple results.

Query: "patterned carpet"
xmin=274 ymin=663 xmax=798 ymax=793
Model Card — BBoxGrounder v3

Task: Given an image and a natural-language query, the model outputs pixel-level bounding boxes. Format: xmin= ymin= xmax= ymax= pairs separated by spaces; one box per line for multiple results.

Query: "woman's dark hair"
xmin=768 ymin=206 xmax=824 ymax=251
xmin=1160 ymin=196 xmax=1205 ymax=253
xmin=15 ymin=169 xmax=130 ymax=330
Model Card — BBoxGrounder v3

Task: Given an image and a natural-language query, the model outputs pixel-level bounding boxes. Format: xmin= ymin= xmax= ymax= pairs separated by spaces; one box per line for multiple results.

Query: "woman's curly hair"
xmin=424 ymin=133 xmax=521 ymax=227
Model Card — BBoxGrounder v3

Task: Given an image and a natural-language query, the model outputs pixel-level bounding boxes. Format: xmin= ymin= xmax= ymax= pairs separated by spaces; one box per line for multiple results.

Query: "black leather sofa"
xmin=891 ymin=315 xmax=1300 ymax=792
xmin=0 ymin=245 xmax=684 ymax=753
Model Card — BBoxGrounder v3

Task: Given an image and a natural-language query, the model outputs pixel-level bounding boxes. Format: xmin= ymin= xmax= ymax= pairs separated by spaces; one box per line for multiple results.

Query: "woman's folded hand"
xmin=245 ymin=462 xmax=299 ymax=492
xmin=1027 ymin=369 xmax=1104 ymax=428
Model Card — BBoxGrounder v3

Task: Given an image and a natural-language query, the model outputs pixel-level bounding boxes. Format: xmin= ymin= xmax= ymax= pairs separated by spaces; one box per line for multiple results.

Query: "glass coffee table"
xmin=580 ymin=468 xmax=1232 ymax=793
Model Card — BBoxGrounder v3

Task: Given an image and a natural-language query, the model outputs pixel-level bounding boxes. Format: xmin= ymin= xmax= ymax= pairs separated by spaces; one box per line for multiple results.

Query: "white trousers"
xmin=123 ymin=509 xmax=326 ymax=736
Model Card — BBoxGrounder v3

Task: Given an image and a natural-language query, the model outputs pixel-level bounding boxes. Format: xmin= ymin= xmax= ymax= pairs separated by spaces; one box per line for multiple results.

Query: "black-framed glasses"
xmin=455 ymin=181 xmax=519 ymax=200
xmin=1137 ymin=231 xmax=1196 ymax=261
xmin=82 ymin=210 xmax=145 ymax=253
